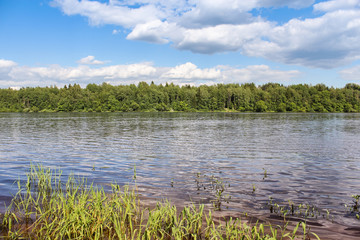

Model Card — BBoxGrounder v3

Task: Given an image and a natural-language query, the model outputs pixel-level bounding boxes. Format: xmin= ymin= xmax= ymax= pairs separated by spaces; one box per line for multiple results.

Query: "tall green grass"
xmin=0 ymin=165 xmax=320 ymax=239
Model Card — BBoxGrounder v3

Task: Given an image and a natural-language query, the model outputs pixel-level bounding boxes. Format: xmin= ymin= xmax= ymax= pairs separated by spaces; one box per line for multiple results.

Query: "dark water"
xmin=1 ymin=112 xmax=360 ymax=229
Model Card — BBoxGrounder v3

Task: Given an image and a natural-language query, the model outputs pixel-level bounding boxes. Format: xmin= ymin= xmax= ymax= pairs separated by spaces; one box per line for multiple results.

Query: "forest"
xmin=1 ymin=82 xmax=360 ymax=113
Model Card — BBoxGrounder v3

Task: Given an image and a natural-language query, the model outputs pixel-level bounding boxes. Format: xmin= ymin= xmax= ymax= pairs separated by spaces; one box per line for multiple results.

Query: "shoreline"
xmin=136 ymin=192 xmax=360 ymax=240
xmin=1 ymin=168 xmax=359 ymax=240
xmin=0 ymin=165 xmax=322 ymax=239
xmin=1 ymin=194 xmax=360 ymax=239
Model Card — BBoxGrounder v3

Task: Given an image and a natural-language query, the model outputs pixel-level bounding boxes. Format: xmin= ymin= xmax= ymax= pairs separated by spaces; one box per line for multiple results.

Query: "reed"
xmin=0 ymin=164 xmax=319 ymax=239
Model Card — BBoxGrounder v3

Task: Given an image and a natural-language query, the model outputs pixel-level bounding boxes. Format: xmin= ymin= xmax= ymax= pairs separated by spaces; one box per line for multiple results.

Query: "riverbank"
xmin=0 ymin=165 xmax=321 ymax=239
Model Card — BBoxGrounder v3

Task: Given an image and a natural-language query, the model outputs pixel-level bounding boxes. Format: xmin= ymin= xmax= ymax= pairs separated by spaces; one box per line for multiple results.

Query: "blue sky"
xmin=1 ymin=0 xmax=360 ymax=89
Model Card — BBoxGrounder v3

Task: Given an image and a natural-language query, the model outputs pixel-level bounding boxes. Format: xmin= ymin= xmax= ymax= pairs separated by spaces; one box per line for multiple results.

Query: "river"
xmin=0 ymin=112 xmax=360 ymax=237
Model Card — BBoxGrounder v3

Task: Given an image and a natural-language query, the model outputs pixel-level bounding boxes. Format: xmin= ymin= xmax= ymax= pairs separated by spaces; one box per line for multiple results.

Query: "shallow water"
xmin=0 ymin=112 xmax=360 ymax=232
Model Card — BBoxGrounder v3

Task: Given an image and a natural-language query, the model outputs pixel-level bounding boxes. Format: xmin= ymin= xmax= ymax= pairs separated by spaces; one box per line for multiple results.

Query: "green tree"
xmin=255 ymin=100 xmax=267 ymax=112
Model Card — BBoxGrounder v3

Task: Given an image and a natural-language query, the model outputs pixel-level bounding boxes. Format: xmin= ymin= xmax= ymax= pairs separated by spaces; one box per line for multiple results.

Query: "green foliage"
xmin=255 ymin=100 xmax=267 ymax=112
xmin=0 ymin=165 xmax=317 ymax=239
xmin=1 ymin=82 xmax=360 ymax=113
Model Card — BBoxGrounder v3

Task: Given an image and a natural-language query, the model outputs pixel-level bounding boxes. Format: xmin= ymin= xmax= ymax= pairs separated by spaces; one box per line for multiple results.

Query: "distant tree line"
xmin=1 ymin=82 xmax=360 ymax=113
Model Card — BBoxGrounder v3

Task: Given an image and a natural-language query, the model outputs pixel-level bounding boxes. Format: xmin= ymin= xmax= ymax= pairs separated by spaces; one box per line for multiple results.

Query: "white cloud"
xmin=127 ymin=20 xmax=174 ymax=44
xmin=258 ymin=0 xmax=315 ymax=9
xmin=314 ymin=0 xmax=360 ymax=12
xmin=51 ymin=0 xmax=164 ymax=28
xmin=51 ymin=0 xmax=315 ymax=31
xmin=0 ymin=59 xmax=17 ymax=69
xmin=125 ymin=10 xmax=360 ymax=66
xmin=161 ymin=62 xmax=221 ymax=80
xmin=8 ymin=63 xmax=157 ymax=83
xmin=129 ymin=21 xmax=272 ymax=54
xmin=112 ymin=29 xmax=124 ymax=35
xmin=52 ymin=0 xmax=316 ymax=29
xmin=174 ymin=22 xmax=272 ymax=54
xmin=77 ymin=56 xmax=105 ymax=65
xmin=177 ymin=0 xmax=255 ymax=28
xmin=9 ymin=86 xmax=21 ymax=90
xmin=339 ymin=65 xmax=360 ymax=81
xmin=178 ymin=0 xmax=314 ymax=28
xmin=0 ymin=59 xmax=18 ymax=85
xmin=0 ymin=58 xmax=301 ymax=88
xmin=243 ymin=9 xmax=360 ymax=68
xmin=51 ymin=0 xmax=360 ymax=69
xmin=219 ymin=65 xmax=301 ymax=83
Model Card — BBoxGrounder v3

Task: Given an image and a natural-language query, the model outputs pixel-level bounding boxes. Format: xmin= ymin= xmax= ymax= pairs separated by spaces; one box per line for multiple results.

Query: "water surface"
xmin=1 ymin=112 xmax=360 ymax=230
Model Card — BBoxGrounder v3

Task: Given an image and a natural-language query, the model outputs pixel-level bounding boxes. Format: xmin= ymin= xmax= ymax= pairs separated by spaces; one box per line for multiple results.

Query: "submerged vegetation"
xmin=194 ymin=173 xmax=231 ymax=211
xmin=0 ymin=165 xmax=321 ymax=239
xmin=1 ymin=82 xmax=360 ymax=112
xmin=345 ymin=195 xmax=360 ymax=220
xmin=267 ymin=198 xmax=333 ymax=222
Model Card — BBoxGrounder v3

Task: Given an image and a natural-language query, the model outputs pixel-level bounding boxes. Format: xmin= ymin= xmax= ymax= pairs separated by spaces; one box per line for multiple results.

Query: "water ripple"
xmin=1 ymin=112 xmax=360 ymax=228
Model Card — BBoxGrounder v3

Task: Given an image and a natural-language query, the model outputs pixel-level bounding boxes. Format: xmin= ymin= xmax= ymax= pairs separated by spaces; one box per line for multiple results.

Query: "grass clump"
xmin=0 ymin=165 xmax=319 ymax=239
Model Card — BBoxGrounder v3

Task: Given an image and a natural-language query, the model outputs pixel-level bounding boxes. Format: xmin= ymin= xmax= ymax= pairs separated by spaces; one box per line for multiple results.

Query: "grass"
xmin=0 ymin=164 xmax=320 ymax=239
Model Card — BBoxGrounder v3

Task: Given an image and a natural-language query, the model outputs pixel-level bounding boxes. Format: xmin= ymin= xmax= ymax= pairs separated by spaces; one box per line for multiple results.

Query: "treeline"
xmin=1 ymin=82 xmax=360 ymax=113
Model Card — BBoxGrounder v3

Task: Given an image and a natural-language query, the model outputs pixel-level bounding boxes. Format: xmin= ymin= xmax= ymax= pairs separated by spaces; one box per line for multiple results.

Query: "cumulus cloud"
xmin=0 ymin=59 xmax=158 ymax=88
xmin=129 ymin=21 xmax=272 ymax=54
xmin=243 ymin=9 xmax=360 ymax=68
xmin=161 ymin=62 xmax=221 ymax=80
xmin=178 ymin=0 xmax=314 ymax=28
xmin=127 ymin=20 xmax=175 ymax=44
xmin=339 ymin=65 xmax=360 ymax=81
xmin=77 ymin=56 xmax=105 ymax=65
xmin=219 ymin=65 xmax=301 ymax=83
xmin=314 ymin=0 xmax=360 ymax=12
xmin=0 ymin=59 xmax=18 ymax=87
xmin=0 ymin=59 xmax=17 ymax=70
xmin=50 ymin=0 xmax=360 ymax=69
xmin=0 ymin=58 xmax=302 ymax=88
xmin=174 ymin=22 xmax=272 ymax=54
xmin=177 ymin=0 xmax=255 ymax=29
xmin=128 ymin=11 xmax=360 ymax=66
xmin=159 ymin=64 xmax=301 ymax=86
xmin=258 ymin=0 xmax=315 ymax=9
xmin=51 ymin=0 xmax=164 ymax=28
xmin=8 ymin=63 xmax=157 ymax=83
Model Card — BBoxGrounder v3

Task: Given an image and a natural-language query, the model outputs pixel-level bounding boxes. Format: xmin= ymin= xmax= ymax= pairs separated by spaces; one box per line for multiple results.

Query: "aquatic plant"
xmin=263 ymin=168 xmax=268 ymax=180
xmin=345 ymin=194 xmax=360 ymax=220
xmin=193 ymin=173 xmax=231 ymax=211
xmin=0 ymin=164 xmax=319 ymax=239
xmin=133 ymin=163 xmax=137 ymax=180
xmin=210 ymin=176 xmax=230 ymax=211
xmin=267 ymin=197 xmax=331 ymax=222
xmin=351 ymin=194 xmax=359 ymax=212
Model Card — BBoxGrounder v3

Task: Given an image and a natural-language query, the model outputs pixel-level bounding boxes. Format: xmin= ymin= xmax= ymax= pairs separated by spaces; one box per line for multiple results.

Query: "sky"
xmin=1 ymin=0 xmax=360 ymax=89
